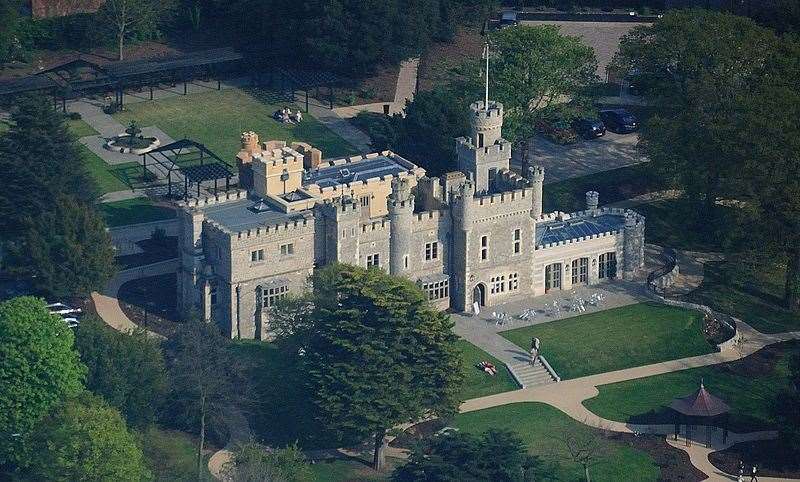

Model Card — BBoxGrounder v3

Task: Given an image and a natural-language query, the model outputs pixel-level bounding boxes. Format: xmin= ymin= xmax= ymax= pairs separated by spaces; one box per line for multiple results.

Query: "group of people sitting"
xmin=273 ymin=106 xmax=302 ymax=124
xmin=477 ymin=361 xmax=497 ymax=376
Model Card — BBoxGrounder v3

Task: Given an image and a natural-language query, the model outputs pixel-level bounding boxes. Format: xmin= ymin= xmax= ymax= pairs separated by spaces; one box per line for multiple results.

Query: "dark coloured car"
xmin=499 ymin=11 xmax=519 ymax=28
xmin=571 ymin=118 xmax=606 ymax=139
xmin=599 ymin=109 xmax=638 ymax=134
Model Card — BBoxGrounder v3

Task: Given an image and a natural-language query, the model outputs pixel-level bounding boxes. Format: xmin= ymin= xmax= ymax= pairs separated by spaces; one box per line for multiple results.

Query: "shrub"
xmin=66 ymin=112 xmax=82 ymax=121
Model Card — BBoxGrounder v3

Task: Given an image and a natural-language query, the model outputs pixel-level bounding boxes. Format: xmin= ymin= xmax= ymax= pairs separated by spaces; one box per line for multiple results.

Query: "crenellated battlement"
xmin=361 ymin=218 xmax=390 ymax=234
xmin=475 ymin=187 xmax=531 ymax=206
xmin=469 ymin=100 xmax=504 ymax=128
xmin=233 ymin=216 xmax=314 ymax=241
xmin=536 ymin=230 xmax=621 ymax=250
xmin=179 ymin=189 xmax=248 ymax=210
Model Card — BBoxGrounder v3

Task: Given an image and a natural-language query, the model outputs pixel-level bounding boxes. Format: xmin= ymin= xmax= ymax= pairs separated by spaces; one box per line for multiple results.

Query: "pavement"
xmin=512 ymin=130 xmax=645 ymax=184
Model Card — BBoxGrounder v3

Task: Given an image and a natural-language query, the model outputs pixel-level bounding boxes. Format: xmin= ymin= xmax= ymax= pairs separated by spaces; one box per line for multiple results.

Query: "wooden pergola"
xmin=670 ymin=381 xmax=731 ymax=448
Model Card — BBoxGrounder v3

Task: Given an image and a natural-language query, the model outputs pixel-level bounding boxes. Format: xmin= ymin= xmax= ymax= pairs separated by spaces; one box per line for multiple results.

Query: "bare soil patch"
xmin=418 ymin=26 xmax=484 ymax=91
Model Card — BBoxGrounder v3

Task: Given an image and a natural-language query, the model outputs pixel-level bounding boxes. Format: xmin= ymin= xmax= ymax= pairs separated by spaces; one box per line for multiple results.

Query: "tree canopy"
xmin=393 ymin=429 xmax=544 ymax=482
xmin=24 ymin=392 xmax=151 ymax=482
xmin=222 ymin=441 xmax=313 ymax=482
xmin=75 ymin=317 xmax=168 ymax=428
xmin=272 ymin=264 xmax=463 ymax=470
xmin=458 ymin=25 xmax=599 ymax=143
xmin=0 ymin=296 xmax=85 ymax=468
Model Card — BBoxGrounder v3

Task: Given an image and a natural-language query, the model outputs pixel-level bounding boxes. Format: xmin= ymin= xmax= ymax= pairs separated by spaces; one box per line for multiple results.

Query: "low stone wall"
xmin=108 ymin=218 xmax=179 ymax=255
xmin=654 ymin=295 xmax=738 ymax=349
xmin=539 ymin=354 xmax=561 ymax=382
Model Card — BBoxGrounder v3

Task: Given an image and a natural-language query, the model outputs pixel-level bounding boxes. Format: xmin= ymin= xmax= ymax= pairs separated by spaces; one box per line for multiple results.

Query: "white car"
xmin=47 ymin=302 xmax=82 ymax=316
xmin=62 ymin=317 xmax=80 ymax=328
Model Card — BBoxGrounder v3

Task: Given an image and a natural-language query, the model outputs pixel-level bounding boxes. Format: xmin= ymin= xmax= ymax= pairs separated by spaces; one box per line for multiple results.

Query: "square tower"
xmin=455 ymin=100 xmax=512 ymax=193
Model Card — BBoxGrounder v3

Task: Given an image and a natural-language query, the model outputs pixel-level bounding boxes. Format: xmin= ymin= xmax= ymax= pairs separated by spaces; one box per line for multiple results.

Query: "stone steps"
xmin=508 ymin=359 xmax=557 ymax=388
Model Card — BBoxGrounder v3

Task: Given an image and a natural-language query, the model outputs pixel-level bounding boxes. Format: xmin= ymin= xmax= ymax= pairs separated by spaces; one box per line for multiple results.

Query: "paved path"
xmin=90 ymin=259 xmax=178 ymax=339
xmin=306 ymin=101 xmax=372 ymax=153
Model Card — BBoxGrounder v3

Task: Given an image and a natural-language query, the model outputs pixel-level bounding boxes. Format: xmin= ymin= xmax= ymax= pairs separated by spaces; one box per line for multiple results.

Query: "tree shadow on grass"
xmin=231 ymin=341 xmax=356 ymax=451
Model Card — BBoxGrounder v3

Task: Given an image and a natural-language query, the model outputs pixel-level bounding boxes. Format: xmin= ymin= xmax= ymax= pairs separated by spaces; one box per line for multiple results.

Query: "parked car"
xmin=571 ymin=118 xmax=606 ymax=139
xmin=499 ymin=10 xmax=519 ymax=28
xmin=599 ymin=109 xmax=638 ymax=134
xmin=63 ymin=317 xmax=80 ymax=328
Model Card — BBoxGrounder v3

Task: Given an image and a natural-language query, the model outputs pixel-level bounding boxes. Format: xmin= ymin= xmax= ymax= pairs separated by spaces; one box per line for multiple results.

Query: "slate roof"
xmin=202 ymin=197 xmax=296 ymax=232
xmin=670 ymin=382 xmax=731 ymax=417
xmin=535 ymin=213 xmax=625 ymax=247
xmin=303 ymin=156 xmax=409 ymax=189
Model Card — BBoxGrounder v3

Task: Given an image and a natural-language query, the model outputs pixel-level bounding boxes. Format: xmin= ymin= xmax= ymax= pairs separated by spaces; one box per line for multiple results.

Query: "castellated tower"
xmin=449 ymin=180 xmax=476 ymax=311
xmin=456 ymin=100 xmax=512 ymax=193
xmin=388 ymin=177 xmax=415 ymax=276
xmin=319 ymin=196 xmax=361 ymax=266
xmin=527 ymin=165 xmax=544 ymax=219
xmin=622 ymin=212 xmax=646 ymax=279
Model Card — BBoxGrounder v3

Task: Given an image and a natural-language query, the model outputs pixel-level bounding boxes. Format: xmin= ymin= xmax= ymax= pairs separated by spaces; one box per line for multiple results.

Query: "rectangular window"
xmin=367 ymin=253 xmax=380 ymax=268
xmin=209 ymin=284 xmax=217 ymax=305
xmin=280 ymin=243 xmax=294 ymax=256
xmin=360 ymin=195 xmax=370 ymax=207
xmin=571 ymin=258 xmax=589 ymax=285
xmin=422 ymin=279 xmax=450 ymax=301
xmin=263 ymin=285 xmax=289 ymax=308
xmin=545 ymin=263 xmax=562 ymax=293
xmin=480 ymin=235 xmax=488 ymax=260
xmin=508 ymin=273 xmax=519 ymax=291
xmin=250 ymin=249 xmax=264 ymax=262
xmin=600 ymin=252 xmax=617 ymax=279
xmin=490 ymin=275 xmax=506 ymax=294
xmin=425 ymin=242 xmax=439 ymax=261
xmin=513 ymin=229 xmax=521 ymax=254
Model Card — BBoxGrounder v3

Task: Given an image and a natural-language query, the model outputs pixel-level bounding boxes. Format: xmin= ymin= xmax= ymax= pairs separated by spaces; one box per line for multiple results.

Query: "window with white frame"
xmin=263 ymin=284 xmax=289 ymax=308
xmin=366 ymin=253 xmax=380 ymax=268
xmin=280 ymin=243 xmax=294 ymax=255
xmin=250 ymin=249 xmax=264 ymax=262
xmin=421 ymin=279 xmax=449 ymax=300
xmin=480 ymin=235 xmax=488 ymax=260
xmin=425 ymin=241 xmax=439 ymax=261
xmin=508 ymin=272 xmax=519 ymax=291
xmin=490 ymin=275 xmax=506 ymax=294
xmin=513 ymin=229 xmax=521 ymax=254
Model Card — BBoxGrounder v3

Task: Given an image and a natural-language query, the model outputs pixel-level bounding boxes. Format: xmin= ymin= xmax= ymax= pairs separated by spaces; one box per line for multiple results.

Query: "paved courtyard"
xmin=512 ymin=131 xmax=644 ymax=184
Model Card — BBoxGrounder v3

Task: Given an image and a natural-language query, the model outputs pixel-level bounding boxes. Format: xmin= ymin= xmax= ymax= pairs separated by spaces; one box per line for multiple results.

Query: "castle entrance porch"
xmin=473 ymin=283 xmax=487 ymax=307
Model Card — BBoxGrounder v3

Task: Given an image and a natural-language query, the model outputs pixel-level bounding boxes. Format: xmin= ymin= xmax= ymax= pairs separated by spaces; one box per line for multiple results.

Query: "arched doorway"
xmin=473 ymin=283 xmax=486 ymax=307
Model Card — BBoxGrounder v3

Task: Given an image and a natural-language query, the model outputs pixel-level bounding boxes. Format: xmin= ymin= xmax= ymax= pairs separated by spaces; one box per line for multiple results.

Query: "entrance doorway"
xmin=473 ymin=283 xmax=486 ymax=307
xmin=545 ymin=263 xmax=562 ymax=293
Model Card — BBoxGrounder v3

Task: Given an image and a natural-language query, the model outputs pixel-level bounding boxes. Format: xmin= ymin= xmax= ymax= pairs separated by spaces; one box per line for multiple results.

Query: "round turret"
xmin=469 ymin=100 xmax=504 ymax=147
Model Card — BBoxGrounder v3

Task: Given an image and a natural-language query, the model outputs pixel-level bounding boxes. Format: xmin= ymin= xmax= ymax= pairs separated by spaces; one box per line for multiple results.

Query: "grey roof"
xmin=535 ymin=214 xmax=625 ymax=247
xmin=303 ymin=156 xmax=408 ymax=188
xmin=202 ymin=197 xmax=297 ymax=232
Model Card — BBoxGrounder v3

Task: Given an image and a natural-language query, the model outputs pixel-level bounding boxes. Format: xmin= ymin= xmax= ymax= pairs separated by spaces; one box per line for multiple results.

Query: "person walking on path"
xmin=530 ymin=337 xmax=541 ymax=366
xmin=750 ymin=465 xmax=758 ymax=482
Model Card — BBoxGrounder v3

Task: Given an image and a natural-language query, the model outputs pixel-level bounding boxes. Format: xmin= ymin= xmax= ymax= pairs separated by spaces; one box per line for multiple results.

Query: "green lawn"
xmin=138 ymin=426 xmax=214 ymax=481
xmin=453 ymin=403 xmax=660 ymax=482
xmin=310 ymin=459 xmax=397 ymax=481
xmin=500 ymin=303 xmax=715 ymax=379
xmin=67 ymin=118 xmax=99 ymax=138
xmin=457 ymin=339 xmax=519 ymax=400
xmin=688 ymin=261 xmax=800 ymax=333
xmin=544 ymin=163 xmax=663 ymax=213
xmin=114 ymin=89 xmax=358 ymax=164
xmin=99 ymin=198 xmax=177 ymax=227
xmin=633 ymin=199 xmax=734 ymax=252
xmin=584 ymin=341 xmax=799 ymax=432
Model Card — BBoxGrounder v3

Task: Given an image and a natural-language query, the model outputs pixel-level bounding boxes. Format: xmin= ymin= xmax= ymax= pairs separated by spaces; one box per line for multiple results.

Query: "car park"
xmin=599 ymin=109 xmax=639 ymax=134
xmin=571 ymin=118 xmax=606 ymax=139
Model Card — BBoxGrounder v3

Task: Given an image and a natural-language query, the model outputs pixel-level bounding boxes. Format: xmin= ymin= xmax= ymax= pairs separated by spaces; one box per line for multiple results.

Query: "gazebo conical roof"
xmin=669 ymin=381 xmax=731 ymax=417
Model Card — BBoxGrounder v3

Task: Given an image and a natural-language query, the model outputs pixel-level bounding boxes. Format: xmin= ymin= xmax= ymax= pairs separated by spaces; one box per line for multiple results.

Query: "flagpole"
xmin=484 ymin=43 xmax=489 ymax=107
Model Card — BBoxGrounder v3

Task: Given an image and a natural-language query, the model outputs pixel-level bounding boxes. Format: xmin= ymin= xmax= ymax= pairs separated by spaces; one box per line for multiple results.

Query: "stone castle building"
xmin=177 ymin=99 xmax=645 ymax=339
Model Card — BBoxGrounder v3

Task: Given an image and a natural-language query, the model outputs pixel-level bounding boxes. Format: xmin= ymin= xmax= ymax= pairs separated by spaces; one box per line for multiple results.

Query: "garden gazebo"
xmin=670 ymin=381 xmax=730 ymax=447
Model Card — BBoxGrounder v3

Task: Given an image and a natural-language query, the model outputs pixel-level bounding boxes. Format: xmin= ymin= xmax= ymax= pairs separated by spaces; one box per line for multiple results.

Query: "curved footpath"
xmin=93 ymin=258 xmax=800 ymax=481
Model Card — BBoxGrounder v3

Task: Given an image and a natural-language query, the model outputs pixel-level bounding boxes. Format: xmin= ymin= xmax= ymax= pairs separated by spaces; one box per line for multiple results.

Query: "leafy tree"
xmin=75 ymin=317 xmax=168 ymax=428
xmin=0 ymin=95 xmax=97 ymax=241
xmin=0 ymin=0 xmax=20 ymax=62
xmin=393 ymin=88 xmax=471 ymax=175
xmin=97 ymin=0 xmax=176 ymax=61
xmin=272 ymin=264 xmax=463 ymax=471
xmin=393 ymin=429 xmax=545 ymax=482
xmin=732 ymin=36 xmax=800 ymax=312
xmin=614 ymin=9 xmax=778 ymax=218
xmin=16 ymin=196 xmax=116 ymax=298
xmin=221 ymin=441 xmax=313 ymax=482
xmin=166 ymin=320 xmax=248 ymax=480
xmin=553 ymin=423 xmax=610 ymax=482
xmin=773 ymin=350 xmax=800 ymax=455
xmin=0 ymin=297 xmax=85 ymax=469
xmin=457 ymin=25 xmax=599 ymax=144
xmin=24 ymin=391 xmax=151 ymax=482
